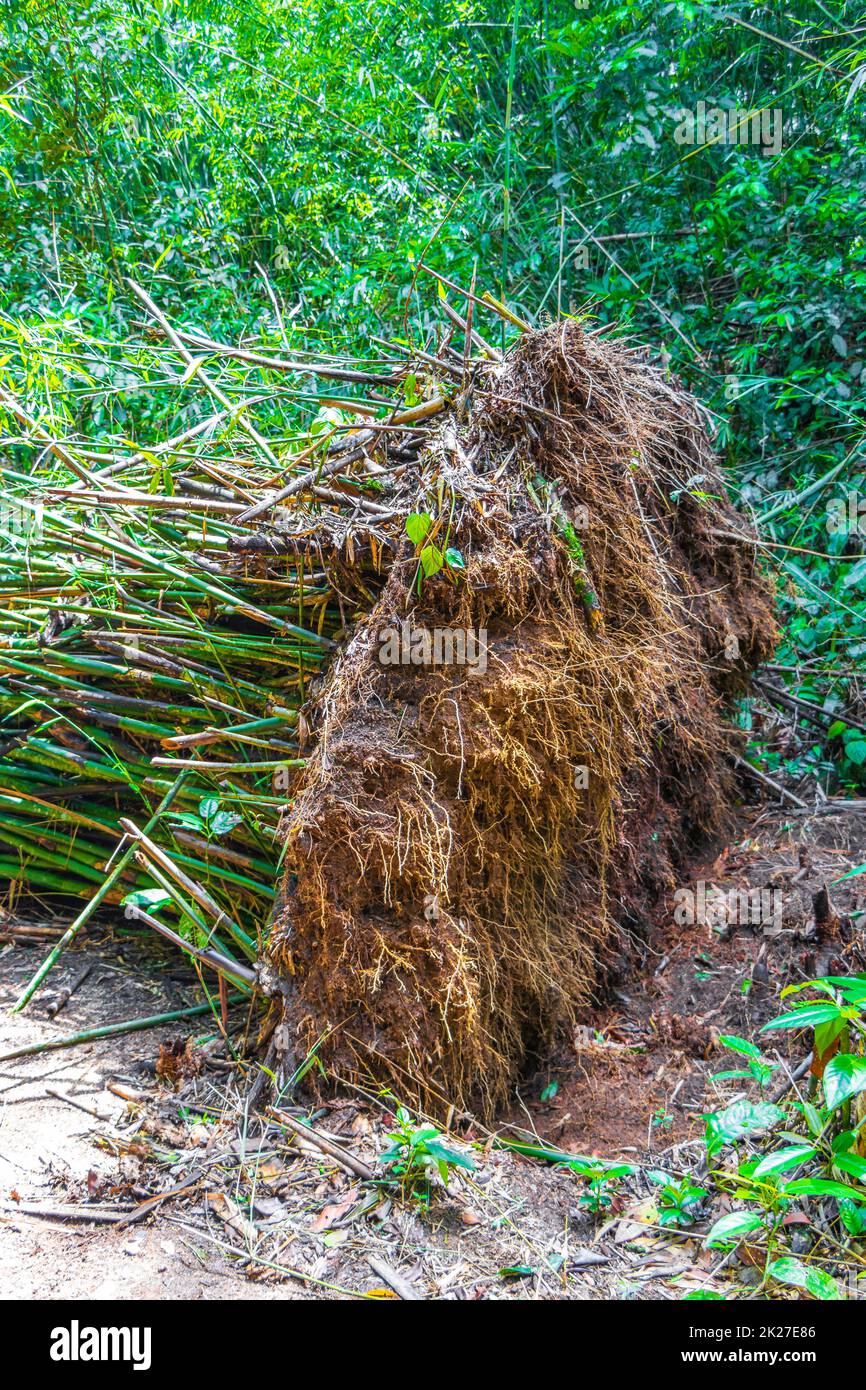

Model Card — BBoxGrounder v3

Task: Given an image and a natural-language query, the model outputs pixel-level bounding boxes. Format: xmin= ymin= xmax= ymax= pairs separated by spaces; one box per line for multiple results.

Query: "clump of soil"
xmin=266 ymin=321 xmax=776 ymax=1117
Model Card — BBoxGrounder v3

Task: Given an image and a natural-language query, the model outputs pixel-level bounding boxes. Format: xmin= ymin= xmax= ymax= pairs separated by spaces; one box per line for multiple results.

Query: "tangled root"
xmin=266 ymin=322 xmax=776 ymax=1117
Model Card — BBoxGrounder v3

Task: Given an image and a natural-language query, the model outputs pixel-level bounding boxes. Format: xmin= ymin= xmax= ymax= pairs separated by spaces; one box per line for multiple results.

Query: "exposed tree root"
xmin=266 ymin=322 xmax=776 ymax=1117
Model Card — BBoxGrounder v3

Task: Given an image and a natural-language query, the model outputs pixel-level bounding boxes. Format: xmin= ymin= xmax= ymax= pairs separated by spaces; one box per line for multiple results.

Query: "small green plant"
xmin=405 ymin=512 xmax=464 ymax=590
xmin=579 ymin=1172 xmax=623 ymax=1214
xmin=380 ymin=1105 xmax=475 ymax=1200
xmin=576 ymin=1161 xmax=636 ymax=1213
xmin=697 ymin=974 xmax=866 ymax=1297
xmin=169 ymin=795 xmax=242 ymax=842
xmin=647 ymin=1170 xmax=707 ymax=1228
xmin=494 ymin=1135 xmax=636 ymax=1212
xmin=711 ymin=1033 xmax=778 ymax=1090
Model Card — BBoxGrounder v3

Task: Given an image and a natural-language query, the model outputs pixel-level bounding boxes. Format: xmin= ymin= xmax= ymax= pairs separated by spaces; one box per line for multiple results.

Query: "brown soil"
xmin=508 ymin=801 xmax=866 ymax=1160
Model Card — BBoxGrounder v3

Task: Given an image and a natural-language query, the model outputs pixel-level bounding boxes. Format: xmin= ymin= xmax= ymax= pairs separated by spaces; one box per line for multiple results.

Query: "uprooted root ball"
xmin=266 ymin=321 xmax=776 ymax=1117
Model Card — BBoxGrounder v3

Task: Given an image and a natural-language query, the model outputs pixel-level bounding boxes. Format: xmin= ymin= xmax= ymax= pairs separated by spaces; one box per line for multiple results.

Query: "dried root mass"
xmin=267 ymin=321 xmax=776 ymax=1116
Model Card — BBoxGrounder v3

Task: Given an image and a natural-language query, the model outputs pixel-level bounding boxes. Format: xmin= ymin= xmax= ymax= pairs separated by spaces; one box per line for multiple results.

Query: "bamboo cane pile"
xmin=0 ymin=272 xmax=473 ymax=1002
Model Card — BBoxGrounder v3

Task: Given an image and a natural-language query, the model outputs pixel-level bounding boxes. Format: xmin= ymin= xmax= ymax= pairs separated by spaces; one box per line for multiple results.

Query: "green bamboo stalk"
xmin=0 ymin=997 xmax=240 ymax=1063
xmin=12 ymin=773 xmax=190 ymax=1012
xmin=0 ymin=858 xmax=124 ymax=895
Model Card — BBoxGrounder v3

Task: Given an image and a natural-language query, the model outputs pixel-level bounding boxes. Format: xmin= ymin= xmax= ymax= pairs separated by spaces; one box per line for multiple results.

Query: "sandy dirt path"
xmin=0 ymin=938 xmax=282 ymax=1300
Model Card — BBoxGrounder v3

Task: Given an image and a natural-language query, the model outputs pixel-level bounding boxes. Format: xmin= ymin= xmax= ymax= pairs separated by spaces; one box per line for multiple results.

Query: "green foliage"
xmin=404 ymin=510 xmax=464 ymax=588
xmin=705 ymin=1098 xmax=786 ymax=1158
xmin=380 ymin=1104 xmax=475 ymax=1200
xmin=712 ymin=1032 xmax=778 ymax=1089
xmin=169 ymin=796 xmax=243 ymax=842
xmin=704 ymin=1209 xmax=765 ymax=1248
xmin=405 ymin=513 xmax=433 ymax=547
xmin=699 ymin=973 xmax=866 ymax=1296
xmin=1 ymin=0 xmax=864 ymax=786
xmin=647 ymin=1170 xmax=707 ymax=1228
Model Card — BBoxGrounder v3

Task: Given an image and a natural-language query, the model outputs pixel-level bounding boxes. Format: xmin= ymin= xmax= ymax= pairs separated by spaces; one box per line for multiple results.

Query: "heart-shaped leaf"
xmin=823 ymin=1054 xmax=866 ymax=1111
xmin=420 ymin=543 xmax=443 ymax=578
xmin=405 ymin=512 xmax=432 ymax=545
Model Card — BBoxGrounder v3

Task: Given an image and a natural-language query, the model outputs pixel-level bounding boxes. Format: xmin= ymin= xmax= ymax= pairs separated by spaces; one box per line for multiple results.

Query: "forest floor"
xmin=1 ymin=799 xmax=864 ymax=1301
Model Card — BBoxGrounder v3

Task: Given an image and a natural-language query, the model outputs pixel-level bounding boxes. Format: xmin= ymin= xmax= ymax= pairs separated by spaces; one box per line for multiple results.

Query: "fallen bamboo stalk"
xmin=733 ymin=754 xmax=809 ymax=809
xmin=44 ymin=1085 xmax=106 ymax=1121
xmin=267 ymin=1106 xmax=375 ymax=1180
xmin=236 ymin=397 xmax=445 ymax=523
xmin=49 ymin=488 xmax=248 ymax=515
xmin=770 ymin=1053 xmax=813 ymax=1105
xmin=62 ymin=398 xmax=273 ymax=492
xmin=131 ymin=320 xmax=400 ymax=385
xmin=481 ymin=289 xmax=534 ymax=332
xmin=419 ymin=261 xmax=531 ymax=335
xmin=310 ymin=485 xmax=397 ymax=518
xmin=0 ymin=925 xmax=66 ymax=942
xmin=127 ymin=279 xmax=282 ymax=473
xmin=116 ymin=1176 xmax=203 ymax=1228
xmin=367 ymin=1255 xmax=423 ymax=1301
xmin=118 ymin=817 xmax=253 ymax=955
xmin=784 ymin=799 xmax=866 ymax=815
xmin=1 ymin=1201 xmax=135 ymax=1224
xmin=0 ymin=385 xmax=95 ymax=484
xmin=124 ymin=902 xmax=256 ymax=987
xmin=0 ymin=999 xmax=227 ymax=1063
xmin=375 ymin=335 xmax=464 ymax=382
xmin=150 ymin=757 xmax=304 ymax=772
xmin=759 ymin=458 xmax=849 ymax=525
xmin=754 ymin=677 xmax=866 ymax=738
xmin=440 ymin=300 xmax=502 ymax=361
xmin=234 ymin=453 xmax=364 ymax=523
xmin=12 ymin=773 xmax=190 ymax=1012
xmin=161 ymin=714 xmax=292 ymax=750
xmin=46 ymin=963 xmax=92 ymax=1018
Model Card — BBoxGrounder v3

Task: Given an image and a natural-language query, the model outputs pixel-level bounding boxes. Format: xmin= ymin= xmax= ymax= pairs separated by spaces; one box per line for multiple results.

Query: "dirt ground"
xmin=1 ymin=799 xmax=864 ymax=1300
xmin=511 ymin=801 xmax=866 ymax=1161
xmin=0 ymin=935 xmax=287 ymax=1300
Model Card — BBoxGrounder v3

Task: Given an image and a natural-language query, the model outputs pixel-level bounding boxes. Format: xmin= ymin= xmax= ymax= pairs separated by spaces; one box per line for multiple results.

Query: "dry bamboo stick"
xmin=132 ymin=321 xmax=400 ymax=385
xmin=124 ymin=902 xmax=256 ymax=987
xmin=267 ymin=1107 xmax=375 ymax=1180
xmin=127 ymin=279 xmax=282 ymax=472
